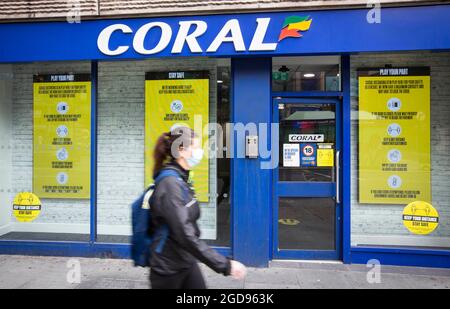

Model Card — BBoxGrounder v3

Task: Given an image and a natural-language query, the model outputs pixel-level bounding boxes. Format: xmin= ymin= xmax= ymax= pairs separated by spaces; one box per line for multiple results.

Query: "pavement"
xmin=0 ymin=255 xmax=449 ymax=289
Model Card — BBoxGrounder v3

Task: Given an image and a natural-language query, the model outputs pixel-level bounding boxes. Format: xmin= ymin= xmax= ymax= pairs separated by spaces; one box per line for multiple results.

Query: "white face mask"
xmin=186 ymin=148 xmax=204 ymax=168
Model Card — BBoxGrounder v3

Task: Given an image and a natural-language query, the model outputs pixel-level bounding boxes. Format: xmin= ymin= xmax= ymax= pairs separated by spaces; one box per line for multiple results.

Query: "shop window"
xmin=272 ymin=56 xmax=341 ymax=92
xmin=0 ymin=62 xmax=92 ymax=241
xmin=350 ymin=52 xmax=450 ymax=250
xmin=0 ymin=58 xmax=232 ymax=247
xmin=96 ymin=58 xmax=232 ymax=247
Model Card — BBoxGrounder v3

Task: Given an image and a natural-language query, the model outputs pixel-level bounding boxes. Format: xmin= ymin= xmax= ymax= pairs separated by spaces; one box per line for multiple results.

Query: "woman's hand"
xmin=230 ymin=260 xmax=247 ymax=280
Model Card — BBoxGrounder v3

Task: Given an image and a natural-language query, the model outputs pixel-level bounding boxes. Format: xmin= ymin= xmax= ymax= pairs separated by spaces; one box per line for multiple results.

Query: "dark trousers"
xmin=150 ymin=263 xmax=207 ymax=289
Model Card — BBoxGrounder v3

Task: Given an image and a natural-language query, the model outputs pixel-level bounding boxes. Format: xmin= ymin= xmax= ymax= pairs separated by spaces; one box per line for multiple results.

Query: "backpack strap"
xmin=141 ymin=169 xmax=181 ymax=211
xmin=154 ymin=168 xmax=182 ymax=185
xmin=155 ymin=225 xmax=169 ymax=254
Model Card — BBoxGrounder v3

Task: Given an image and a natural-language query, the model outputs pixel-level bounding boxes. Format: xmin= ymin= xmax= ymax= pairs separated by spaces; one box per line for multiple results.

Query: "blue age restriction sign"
xmin=300 ymin=143 xmax=317 ymax=167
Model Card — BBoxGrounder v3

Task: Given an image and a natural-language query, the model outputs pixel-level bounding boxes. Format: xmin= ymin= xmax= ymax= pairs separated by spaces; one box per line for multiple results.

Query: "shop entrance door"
xmin=273 ymin=97 xmax=342 ymax=260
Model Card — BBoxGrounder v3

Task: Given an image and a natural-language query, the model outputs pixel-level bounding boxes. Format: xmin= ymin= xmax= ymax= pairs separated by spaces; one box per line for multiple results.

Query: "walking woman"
xmin=150 ymin=126 xmax=247 ymax=289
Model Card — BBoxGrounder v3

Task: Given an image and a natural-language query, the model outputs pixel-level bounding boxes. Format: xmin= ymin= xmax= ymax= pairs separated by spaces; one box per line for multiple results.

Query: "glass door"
xmin=273 ymin=97 xmax=342 ymax=260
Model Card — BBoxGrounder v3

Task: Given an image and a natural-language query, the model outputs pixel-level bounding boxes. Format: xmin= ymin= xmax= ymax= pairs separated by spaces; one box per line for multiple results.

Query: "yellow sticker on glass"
xmin=403 ymin=201 xmax=439 ymax=235
xmin=278 ymin=219 xmax=300 ymax=226
xmin=317 ymin=149 xmax=334 ymax=167
xmin=13 ymin=192 xmax=42 ymax=222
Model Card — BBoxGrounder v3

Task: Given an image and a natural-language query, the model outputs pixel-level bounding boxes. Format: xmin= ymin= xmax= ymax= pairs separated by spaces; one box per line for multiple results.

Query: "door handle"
xmin=335 ymin=150 xmax=341 ymax=204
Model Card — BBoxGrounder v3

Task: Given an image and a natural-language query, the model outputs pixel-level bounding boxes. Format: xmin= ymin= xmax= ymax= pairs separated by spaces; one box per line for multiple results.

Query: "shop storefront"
xmin=0 ymin=4 xmax=449 ymax=268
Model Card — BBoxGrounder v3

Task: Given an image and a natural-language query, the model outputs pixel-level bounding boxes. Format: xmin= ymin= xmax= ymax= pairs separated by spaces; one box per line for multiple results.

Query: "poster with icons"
xmin=33 ymin=74 xmax=91 ymax=199
xmin=358 ymin=67 xmax=431 ymax=204
xmin=144 ymin=71 xmax=210 ymax=203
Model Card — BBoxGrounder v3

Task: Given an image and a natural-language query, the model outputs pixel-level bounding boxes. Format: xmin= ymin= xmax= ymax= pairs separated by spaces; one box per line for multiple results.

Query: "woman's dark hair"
xmin=153 ymin=126 xmax=197 ymax=175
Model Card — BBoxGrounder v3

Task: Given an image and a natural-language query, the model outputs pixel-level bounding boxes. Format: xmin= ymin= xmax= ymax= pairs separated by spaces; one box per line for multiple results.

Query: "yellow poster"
xmin=33 ymin=74 xmax=91 ymax=199
xmin=358 ymin=67 xmax=431 ymax=204
xmin=145 ymin=71 xmax=210 ymax=202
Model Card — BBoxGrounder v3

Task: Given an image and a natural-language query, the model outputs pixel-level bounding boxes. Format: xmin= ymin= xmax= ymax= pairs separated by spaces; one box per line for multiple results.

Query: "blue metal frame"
xmin=273 ymin=91 xmax=343 ymax=98
xmin=350 ymin=247 xmax=450 ymax=269
xmin=231 ymin=57 xmax=272 ymax=267
xmin=272 ymin=96 xmax=342 ymax=260
xmin=90 ymin=61 xmax=98 ymax=244
xmin=0 ymin=241 xmax=131 ymax=259
xmin=341 ymin=55 xmax=352 ymax=264
xmin=0 ymin=240 xmax=232 ymax=260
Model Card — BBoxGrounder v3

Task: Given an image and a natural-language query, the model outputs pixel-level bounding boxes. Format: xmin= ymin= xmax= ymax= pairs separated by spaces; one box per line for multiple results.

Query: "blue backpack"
xmin=131 ymin=169 xmax=182 ymax=267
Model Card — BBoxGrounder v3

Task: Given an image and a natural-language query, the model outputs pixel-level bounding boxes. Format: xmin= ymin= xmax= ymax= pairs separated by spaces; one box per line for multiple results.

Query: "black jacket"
xmin=150 ymin=162 xmax=231 ymax=276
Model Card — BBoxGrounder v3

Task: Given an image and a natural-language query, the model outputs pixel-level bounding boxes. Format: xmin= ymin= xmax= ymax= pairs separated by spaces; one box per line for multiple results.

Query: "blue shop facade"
xmin=0 ymin=4 xmax=449 ymax=268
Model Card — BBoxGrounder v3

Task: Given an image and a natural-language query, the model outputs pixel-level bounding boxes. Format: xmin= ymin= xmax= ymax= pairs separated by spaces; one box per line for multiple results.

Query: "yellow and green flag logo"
xmin=279 ymin=16 xmax=313 ymax=42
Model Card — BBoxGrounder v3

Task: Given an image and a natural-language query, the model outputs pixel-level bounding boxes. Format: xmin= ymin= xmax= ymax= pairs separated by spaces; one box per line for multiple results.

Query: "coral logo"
xmin=278 ymin=16 xmax=313 ymax=42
